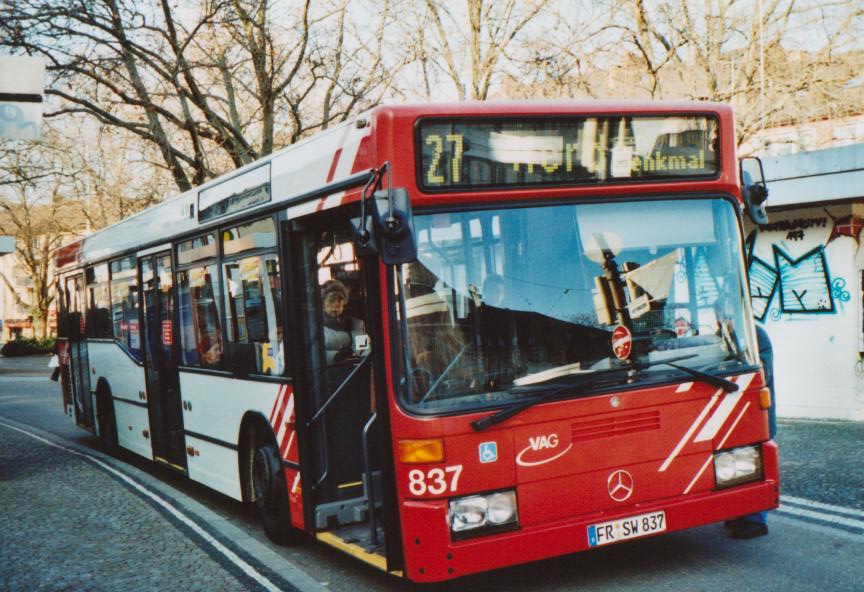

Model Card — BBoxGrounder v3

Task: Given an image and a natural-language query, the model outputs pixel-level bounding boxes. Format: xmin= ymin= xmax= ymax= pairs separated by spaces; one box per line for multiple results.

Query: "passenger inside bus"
xmin=321 ymin=279 xmax=367 ymax=364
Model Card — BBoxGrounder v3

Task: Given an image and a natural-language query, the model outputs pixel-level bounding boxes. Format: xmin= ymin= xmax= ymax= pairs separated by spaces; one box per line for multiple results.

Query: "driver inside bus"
xmin=322 ymin=279 xmax=367 ymax=364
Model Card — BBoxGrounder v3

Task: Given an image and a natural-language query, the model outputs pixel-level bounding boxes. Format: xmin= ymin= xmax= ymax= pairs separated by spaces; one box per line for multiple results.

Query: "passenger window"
xmin=223 ymin=217 xmax=276 ymax=256
xmin=85 ymin=264 xmax=112 ymax=338
xmin=109 ymin=256 xmax=141 ymax=360
xmin=223 ymin=255 xmax=283 ymax=375
xmin=178 ymin=264 xmax=223 ymax=368
xmin=177 ymin=233 xmax=217 ymax=265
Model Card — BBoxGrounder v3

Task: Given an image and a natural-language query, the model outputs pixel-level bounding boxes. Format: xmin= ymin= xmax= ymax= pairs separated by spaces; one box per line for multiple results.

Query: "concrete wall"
xmin=744 ymin=144 xmax=864 ymax=421
xmin=746 ymin=205 xmax=864 ymax=420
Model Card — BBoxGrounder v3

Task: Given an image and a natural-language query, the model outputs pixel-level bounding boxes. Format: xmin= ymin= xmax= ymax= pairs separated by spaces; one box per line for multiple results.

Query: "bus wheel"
xmin=97 ymin=387 xmax=118 ymax=453
xmin=252 ymin=442 xmax=301 ymax=545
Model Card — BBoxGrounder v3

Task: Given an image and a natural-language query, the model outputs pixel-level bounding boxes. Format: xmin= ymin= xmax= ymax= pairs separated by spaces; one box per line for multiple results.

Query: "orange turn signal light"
xmin=398 ymin=439 xmax=444 ymax=464
xmin=759 ymin=387 xmax=772 ymax=410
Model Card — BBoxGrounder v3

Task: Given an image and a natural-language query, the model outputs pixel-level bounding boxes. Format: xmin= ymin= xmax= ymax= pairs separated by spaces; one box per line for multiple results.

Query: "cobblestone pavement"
xmin=0 ymin=424 xmax=252 ymax=592
xmin=776 ymin=418 xmax=864 ymax=510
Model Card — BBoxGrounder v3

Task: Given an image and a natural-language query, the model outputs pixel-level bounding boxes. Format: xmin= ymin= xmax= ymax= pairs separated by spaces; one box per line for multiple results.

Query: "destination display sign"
xmin=417 ymin=115 xmax=718 ymax=191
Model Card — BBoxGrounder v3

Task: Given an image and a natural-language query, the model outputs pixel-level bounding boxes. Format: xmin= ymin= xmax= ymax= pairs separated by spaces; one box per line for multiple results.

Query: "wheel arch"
xmin=94 ymin=377 xmax=112 ymax=422
xmin=238 ymin=411 xmax=277 ymax=503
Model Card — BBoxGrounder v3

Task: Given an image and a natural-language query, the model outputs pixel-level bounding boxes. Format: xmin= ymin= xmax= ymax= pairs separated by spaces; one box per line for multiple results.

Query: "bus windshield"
xmin=395 ymin=197 xmax=757 ymax=414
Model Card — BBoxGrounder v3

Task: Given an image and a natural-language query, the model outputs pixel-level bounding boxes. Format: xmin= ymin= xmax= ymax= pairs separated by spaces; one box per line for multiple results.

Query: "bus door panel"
xmin=291 ymin=214 xmax=388 ymax=541
xmin=65 ymin=274 xmax=93 ymax=430
xmin=140 ymin=252 xmax=186 ymax=470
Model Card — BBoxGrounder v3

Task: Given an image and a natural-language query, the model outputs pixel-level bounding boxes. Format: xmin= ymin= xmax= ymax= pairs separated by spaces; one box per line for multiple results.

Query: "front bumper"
xmin=400 ymin=442 xmax=779 ymax=582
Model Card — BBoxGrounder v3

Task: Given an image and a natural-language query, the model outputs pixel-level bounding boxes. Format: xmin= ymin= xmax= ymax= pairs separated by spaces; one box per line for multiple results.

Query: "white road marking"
xmin=782 ymin=495 xmax=864 ymax=520
xmin=777 ymin=503 xmax=864 ymax=532
xmin=0 ymin=420 xmax=286 ymax=592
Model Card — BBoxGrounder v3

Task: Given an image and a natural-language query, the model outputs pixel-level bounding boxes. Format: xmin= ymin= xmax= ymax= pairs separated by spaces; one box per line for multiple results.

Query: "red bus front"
xmin=373 ymin=104 xmax=778 ymax=581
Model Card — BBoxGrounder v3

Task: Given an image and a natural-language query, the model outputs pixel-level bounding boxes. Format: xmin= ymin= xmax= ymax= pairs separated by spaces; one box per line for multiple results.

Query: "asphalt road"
xmin=1 ymin=355 xmax=863 ymax=591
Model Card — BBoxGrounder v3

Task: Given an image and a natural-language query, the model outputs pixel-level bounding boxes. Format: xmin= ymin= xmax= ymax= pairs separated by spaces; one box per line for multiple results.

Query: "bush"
xmin=0 ymin=337 xmax=56 ymax=357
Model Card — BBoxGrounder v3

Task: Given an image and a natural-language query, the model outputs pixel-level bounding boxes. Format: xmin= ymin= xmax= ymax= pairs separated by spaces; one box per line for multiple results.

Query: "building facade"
xmin=745 ymin=144 xmax=864 ymax=421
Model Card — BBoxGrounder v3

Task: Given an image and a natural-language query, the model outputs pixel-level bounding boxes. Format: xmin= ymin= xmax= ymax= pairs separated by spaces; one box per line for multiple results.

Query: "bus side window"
xmin=85 ymin=264 xmax=112 ymax=339
xmin=109 ymin=256 xmax=141 ymax=360
xmin=223 ymin=255 xmax=283 ymax=376
xmin=178 ymin=264 xmax=224 ymax=368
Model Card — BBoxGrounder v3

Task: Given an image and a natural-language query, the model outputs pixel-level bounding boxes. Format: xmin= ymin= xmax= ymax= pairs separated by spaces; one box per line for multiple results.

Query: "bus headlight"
xmin=448 ymin=489 xmax=518 ymax=539
xmin=713 ymin=445 xmax=763 ymax=489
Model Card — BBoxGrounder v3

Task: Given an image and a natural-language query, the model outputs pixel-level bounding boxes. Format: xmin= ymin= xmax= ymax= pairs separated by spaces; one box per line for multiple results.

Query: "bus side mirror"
xmin=372 ymin=187 xmax=417 ymax=265
xmin=740 ymin=156 xmax=769 ymax=225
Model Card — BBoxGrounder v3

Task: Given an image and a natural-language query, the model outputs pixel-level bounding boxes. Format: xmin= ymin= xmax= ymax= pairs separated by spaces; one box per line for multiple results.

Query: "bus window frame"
xmin=413 ymin=113 xmax=723 ymax=194
xmin=108 ymin=254 xmax=143 ymax=364
xmin=85 ymin=262 xmax=113 ymax=340
xmin=171 ymin=212 xmax=290 ymax=381
xmin=220 ymin=215 xmax=284 ymax=378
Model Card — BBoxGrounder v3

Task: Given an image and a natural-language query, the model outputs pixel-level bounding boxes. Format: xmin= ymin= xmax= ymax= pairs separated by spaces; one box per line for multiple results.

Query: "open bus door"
xmin=290 ymin=208 xmax=401 ymax=570
xmin=64 ymin=273 xmax=93 ymax=430
xmin=139 ymin=251 xmax=186 ymax=471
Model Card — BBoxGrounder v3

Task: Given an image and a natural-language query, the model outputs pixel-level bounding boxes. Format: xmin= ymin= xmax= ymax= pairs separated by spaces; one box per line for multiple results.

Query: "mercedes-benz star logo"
xmin=607 ymin=469 xmax=634 ymax=502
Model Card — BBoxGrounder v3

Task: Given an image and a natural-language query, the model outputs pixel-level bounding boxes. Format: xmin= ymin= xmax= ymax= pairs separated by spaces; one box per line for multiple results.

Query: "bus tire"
xmin=252 ymin=441 xmax=302 ymax=545
xmin=97 ymin=384 xmax=118 ymax=453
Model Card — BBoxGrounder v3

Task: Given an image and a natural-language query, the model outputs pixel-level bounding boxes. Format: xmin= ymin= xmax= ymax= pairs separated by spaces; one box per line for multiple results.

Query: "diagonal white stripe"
xmin=693 ymin=373 xmax=756 ymax=443
xmin=683 ymin=454 xmax=713 ymax=494
xmin=659 ymin=391 xmax=720 ymax=472
xmin=693 ymin=391 xmax=743 ymax=443
xmin=276 ymin=392 xmax=294 ymax=446
xmin=716 ymin=402 xmax=751 ymax=449
xmin=675 ymin=382 xmax=694 ymax=393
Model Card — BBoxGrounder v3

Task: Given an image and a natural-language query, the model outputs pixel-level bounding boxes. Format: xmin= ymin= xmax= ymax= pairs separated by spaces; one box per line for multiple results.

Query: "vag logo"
xmin=516 ymin=432 xmax=572 ymax=467
xmin=528 ymin=434 xmax=559 ymax=450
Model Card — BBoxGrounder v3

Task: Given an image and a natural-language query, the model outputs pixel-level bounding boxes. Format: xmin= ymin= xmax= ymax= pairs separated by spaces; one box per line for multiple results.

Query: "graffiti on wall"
xmin=825 ymin=209 xmax=864 ymax=245
xmin=746 ymin=229 xmax=850 ymax=322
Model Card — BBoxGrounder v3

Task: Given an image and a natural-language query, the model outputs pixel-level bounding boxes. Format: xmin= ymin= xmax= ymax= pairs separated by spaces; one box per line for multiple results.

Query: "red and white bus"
xmin=54 ymin=101 xmax=777 ymax=582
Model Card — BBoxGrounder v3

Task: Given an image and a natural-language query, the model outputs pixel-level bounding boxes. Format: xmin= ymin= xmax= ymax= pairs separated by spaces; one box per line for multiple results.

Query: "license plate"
xmin=587 ymin=510 xmax=666 ymax=547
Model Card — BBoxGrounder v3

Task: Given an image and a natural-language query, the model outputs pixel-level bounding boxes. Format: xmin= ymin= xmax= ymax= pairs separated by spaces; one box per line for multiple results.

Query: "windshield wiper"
xmin=471 ymin=384 xmax=580 ymax=431
xmin=471 ymin=353 xmax=738 ymax=432
xmin=634 ymin=360 xmax=738 ymax=393
xmin=471 ymin=354 xmax=695 ymax=432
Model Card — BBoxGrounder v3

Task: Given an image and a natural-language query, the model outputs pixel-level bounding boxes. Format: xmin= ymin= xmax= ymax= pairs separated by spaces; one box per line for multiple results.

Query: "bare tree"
xmin=0 ymin=146 xmax=81 ymax=338
xmin=0 ymin=0 xmax=398 ymax=193
xmin=514 ymin=0 xmax=864 ymax=149
xmin=417 ymin=0 xmax=551 ymax=100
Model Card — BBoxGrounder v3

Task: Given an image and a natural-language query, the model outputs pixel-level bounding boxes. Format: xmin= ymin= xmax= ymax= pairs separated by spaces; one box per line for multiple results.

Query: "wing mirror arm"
xmin=740 ymin=156 xmax=769 ymax=225
xmin=351 ymin=162 xmax=417 ymax=265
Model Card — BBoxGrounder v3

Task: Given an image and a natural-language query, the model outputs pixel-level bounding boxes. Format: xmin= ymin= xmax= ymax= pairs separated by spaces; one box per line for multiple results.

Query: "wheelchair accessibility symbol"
xmin=479 ymin=442 xmax=498 ymax=463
